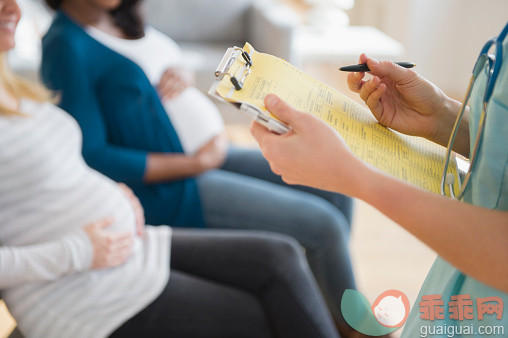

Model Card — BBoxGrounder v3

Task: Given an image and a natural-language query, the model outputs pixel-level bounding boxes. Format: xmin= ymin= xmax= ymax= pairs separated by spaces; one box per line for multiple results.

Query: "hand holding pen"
xmin=343 ymin=53 xmax=454 ymax=144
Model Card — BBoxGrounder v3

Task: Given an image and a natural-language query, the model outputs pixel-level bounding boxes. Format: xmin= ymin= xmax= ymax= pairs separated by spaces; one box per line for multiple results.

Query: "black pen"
xmin=339 ymin=62 xmax=415 ymax=72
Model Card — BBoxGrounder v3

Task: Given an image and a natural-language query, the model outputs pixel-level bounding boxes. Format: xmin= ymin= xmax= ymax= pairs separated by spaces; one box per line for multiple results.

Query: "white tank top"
xmin=85 ymin=25 xmax=225 ymax=154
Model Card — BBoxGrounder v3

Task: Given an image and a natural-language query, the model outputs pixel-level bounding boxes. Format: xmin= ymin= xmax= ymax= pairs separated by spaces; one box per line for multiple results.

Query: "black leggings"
xmin=109 ymin=229 xmax=339 ymax=338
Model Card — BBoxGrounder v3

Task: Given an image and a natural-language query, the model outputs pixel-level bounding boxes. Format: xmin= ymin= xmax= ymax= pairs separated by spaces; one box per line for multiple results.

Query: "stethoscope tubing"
xmin=440 ymin=21 xmax=508 ymax=199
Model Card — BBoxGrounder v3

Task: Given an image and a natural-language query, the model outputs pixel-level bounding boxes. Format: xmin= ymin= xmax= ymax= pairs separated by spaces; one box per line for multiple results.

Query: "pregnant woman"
xmin=40 ymin=0 xmax=357 ymax=332
xmin=0 ymin=1 xmax=340 ymax=337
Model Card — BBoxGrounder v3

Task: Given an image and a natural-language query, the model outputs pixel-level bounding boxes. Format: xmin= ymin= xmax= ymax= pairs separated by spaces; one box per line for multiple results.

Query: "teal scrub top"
xmin=402 ymin=27 xmax=508 ymax=337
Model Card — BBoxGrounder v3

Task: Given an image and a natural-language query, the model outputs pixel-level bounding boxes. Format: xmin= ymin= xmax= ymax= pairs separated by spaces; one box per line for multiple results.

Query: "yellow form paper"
xmin=215 ymin=43 xmax=459 ymax=194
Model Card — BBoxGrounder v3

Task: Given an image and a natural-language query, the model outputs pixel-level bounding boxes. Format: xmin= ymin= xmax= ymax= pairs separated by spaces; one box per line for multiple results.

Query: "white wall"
xmin=349 ymin=0 xmax=508 ymax=98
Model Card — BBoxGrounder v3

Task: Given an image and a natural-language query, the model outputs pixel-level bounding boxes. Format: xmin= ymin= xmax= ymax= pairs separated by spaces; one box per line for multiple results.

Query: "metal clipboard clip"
xmin=215 ymin=47 xmax=253 ymax=90
xmin=209 ymin=46 xmax=290 ymax=135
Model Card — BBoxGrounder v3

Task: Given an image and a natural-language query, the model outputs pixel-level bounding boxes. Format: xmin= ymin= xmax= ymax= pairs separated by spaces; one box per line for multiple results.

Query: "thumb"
xmin=366 ymin=57 xmax=415 ymax=84
xmin=264 ymin=94 xmax=304 ymax=127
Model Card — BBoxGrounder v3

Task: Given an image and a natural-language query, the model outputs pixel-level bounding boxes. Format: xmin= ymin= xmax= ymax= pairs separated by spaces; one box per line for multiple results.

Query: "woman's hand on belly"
xmin=144 ymin=132 xmax=228 ymax=183
xmin=158 ymin=67 xmax=195 ymax=101
xmin=118 ymin=183 xmax=145 ymax=236
xmin=84 ymin=217 xmax=135 ymax=269
xmin=194 ymin=133 xmax=228 ymax=172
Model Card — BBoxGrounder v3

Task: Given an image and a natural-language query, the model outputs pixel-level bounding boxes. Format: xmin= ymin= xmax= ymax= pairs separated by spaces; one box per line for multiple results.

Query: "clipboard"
xmin=208 ymin=47 xmax=290 ymax=135
xmin=208 ymin=43 xmax=460 ymax=195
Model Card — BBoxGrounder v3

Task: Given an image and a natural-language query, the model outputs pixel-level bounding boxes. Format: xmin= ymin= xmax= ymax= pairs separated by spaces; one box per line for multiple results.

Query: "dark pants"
xmin=109 ymin=229 xmax=340 ymax=338
xmin=198 ymin=147 xmax=356 ymax=328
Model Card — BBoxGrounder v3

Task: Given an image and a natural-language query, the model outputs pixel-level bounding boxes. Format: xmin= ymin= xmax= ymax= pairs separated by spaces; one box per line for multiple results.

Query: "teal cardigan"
xmin=41 ymin=11 xmax=204 ymax=228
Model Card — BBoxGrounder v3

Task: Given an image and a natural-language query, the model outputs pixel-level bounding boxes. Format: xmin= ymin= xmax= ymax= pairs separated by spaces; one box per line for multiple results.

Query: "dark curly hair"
xmin=110 ymin=0 xmax=144 ymax=39
xmin=45 ymin=0 xmax=63 ymax=10
xmin=45 ymin=0 xmax=145 ymax=39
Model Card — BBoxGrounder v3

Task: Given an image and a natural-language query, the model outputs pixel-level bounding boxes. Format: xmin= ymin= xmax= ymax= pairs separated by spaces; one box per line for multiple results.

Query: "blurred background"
xmin=2 ymin=0 xmax=507 ymax=336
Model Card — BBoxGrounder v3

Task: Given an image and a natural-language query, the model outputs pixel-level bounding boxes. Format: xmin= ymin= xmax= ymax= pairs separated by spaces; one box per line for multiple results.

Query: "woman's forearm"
xmin=430 ymin=96 xmax=470 ymax=158
xmin=144 ymin=153 xmax=203 ymax=183
xmin=144 ymin=134 xmax=228 ymax=183
xmin=354 ymin=166 xmax=508 ymax=293
xmin=0 ymin=230 xmax=92 ymax=288
xmin=252 ymin=94 xmax=505 ymax=291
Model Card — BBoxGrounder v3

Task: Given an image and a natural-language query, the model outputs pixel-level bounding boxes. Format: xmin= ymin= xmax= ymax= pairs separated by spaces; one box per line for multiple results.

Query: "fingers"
xmin=109 ymin=233 xmax=134 ymax=251
xmin=346 ymin=53 xmax=369 ymax=93
xmin=250 ymin=121 xmax=289 ymax=170
xmin=366 ymin=83 xmax=386 ymax=115
xmin=135 ymin=207 xmax=145 ymax=236
xmin=349 ymin=53 xmax=416 ymax=96
xmin=93 ymin=216 xmax=115 ymax=230
xmin=99 ymin=243 xmax=134 ymax=268
xmin=85 ymin=216 xmax=137 ymax=269
xmin=250 ymin=120 xmax=278 ymax=146
xmin=158 ymin=69 xmax=172 ymax=93
xmin=159 ymin=68 xmax=176 ymax=85
xmin=107 ymin=248 xmax=133 ymax=266
xmin=107 ymin=230 xmax=133 ymax=243
xmin=358 ymin=75 xmax=386 ymax=116
xmin=214 ymin=134 xmax=229 ymax=153
xmin=359 ymin=76 xmax=381 ymax=102
xmin=359 ymin=53 xmax=368 ymax=64
xmin=159 ymin=78 xmax=180 ymax=100
xmin=104 ymin=232 xmax=134 ymax=259
xmin=264 ymin=94 xmax=305 ymax=127
xmin=197 ymin=137 xmax=215 ymax=154
xmin=214 ymin=132 xmax=229 ymax=148
xmin=195 ymin=133 xmax=229 ymax=171
xmin=347 ymin=72 xmax=365 ymax=93
xmin=136 ymin=223 xmax=145 ymax=237
xmin=366 ymin=57 xmax=415 ymax=84
xmin=158 ymin=68 xmax=187 ymax=101
xmin=89 ymin=228 xmax=135 ymax=269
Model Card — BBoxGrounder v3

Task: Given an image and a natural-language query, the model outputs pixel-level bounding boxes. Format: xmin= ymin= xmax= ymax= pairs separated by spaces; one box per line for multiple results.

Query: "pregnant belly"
xmin=163 ymin=87 xmax=225 ymax=154
xmin=85 ymin=172 xmax=137 ymax=235
xmin=55 ymin=169 xmax=138 ymax=238
xmin=1 ymin=169 xmax=138 ymax=247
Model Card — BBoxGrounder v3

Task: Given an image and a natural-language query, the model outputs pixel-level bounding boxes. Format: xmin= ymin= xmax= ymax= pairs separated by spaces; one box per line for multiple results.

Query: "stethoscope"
xmin=441 ymin=21 xmax=508 ymax=199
